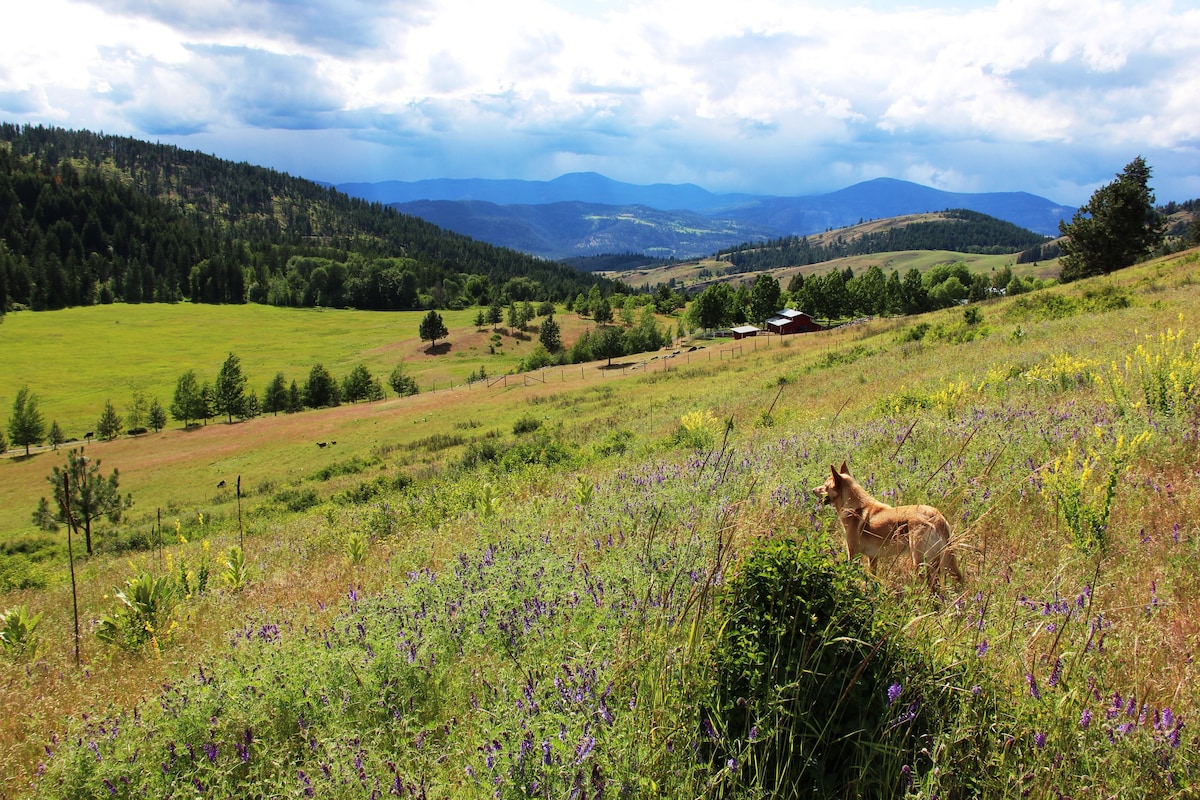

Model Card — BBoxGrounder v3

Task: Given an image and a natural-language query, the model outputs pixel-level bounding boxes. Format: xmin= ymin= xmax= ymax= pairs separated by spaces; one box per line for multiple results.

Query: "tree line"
xmin=715 ymin=209 xmax=1049 ymax=274
xmin=683 ymin=262 xmax=1049 ymax=331
xmin=0 ymin=123 xmax=613 ymax=314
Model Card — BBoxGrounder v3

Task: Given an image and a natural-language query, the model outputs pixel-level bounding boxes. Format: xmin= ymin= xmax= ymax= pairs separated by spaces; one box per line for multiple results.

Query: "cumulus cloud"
xmin=1 ymin=0 xmax=1198 ymax=204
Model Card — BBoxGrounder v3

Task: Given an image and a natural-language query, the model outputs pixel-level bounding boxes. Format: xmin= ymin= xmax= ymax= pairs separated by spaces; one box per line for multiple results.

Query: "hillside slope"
xmin=0 ymin=123 xmax=608 ymax=312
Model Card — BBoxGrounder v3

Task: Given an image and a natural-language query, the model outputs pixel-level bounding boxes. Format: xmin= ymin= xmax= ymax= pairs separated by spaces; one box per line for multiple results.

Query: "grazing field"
xmin=3 ymin=248 xmax=1200 ymax=798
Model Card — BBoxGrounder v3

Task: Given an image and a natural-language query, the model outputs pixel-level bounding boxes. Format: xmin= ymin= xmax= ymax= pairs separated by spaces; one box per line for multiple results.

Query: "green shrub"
xmin=0 ymin=553 xmax=48 ymax=592
xmin=512 ymin=414 xmax=543 ymax=435
xmin=0 ymin=604 xmax=43 ymax=659
xmin=332 ymin=473 xmax=413 ymax=505
xmin=96 ymin=572 xmax=175 ymax=652
xmin=706 ymin=536 xmax=948 ymax=799
xmin=274 ymin=487 xmax=320 ymax=512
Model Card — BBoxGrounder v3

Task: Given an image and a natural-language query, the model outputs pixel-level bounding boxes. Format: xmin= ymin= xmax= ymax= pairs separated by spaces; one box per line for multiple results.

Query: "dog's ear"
xmin=830 ymin=463 xmax=841 ymax=482
xmin=838 ymin=460 xmax=848 ymax=475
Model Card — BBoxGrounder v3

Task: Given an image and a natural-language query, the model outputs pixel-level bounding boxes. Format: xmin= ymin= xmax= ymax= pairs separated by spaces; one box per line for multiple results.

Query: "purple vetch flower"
xmin=1034 ymin=731 xmax=1047 ymax=750
xmin=1048 ymin=658 xmax=1062 ymax=688
xmin=204 ymin=741 xmax=218 ymax=763
xmin=887 ymin=683 xmax=903 ymax=706
xmin=748 ymin=726 xmax=759 ymax=742
xmin=1080 ymin=709 xmax=1093 ymax=729
xmin=901 ymin=764 xmax=912 ymax=789
xmin=726 ymin=757 xmax=738 ymax=774
xmin=298 ymin=769 xmax=314 ymax=798
xmin=976 ymin=640 xmax=989 ymax=657
xmin=575 ymin=736 xmax=596 ymax=763
xmin=542 ymin=740 xmax=552 ymax=766
xmin=104 ymin=779 xmax=118 ymax=796
xmin=1026 ymin=674 xmax=1041 ymax=701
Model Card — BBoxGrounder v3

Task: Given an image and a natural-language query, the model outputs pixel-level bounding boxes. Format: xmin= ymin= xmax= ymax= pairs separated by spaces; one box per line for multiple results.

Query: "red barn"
xmin=765 ymin=309 xmax=822 ymax=335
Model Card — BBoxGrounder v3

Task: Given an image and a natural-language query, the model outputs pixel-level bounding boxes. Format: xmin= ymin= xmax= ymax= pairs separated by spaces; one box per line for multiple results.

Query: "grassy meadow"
xmin=2 ymin=248 xmax=1200 ymax=798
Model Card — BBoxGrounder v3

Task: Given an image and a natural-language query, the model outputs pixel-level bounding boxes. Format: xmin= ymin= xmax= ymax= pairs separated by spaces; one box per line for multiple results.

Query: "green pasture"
xmin=0 ymin=303 xmax=591 ymax=440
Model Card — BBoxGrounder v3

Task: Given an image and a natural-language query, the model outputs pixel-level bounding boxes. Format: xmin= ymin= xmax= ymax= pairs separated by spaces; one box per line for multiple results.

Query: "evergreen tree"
xmin=487 ymin=300 xmax=504 ymax=329
xmin=474 ymin=308 xmax=486 ymax=329
xmin=1059 ymin=156 xmax=1166 ymax=281
xmin=96 ymin=399 xmax=123 ymax=441
xmin=419 ymin=310 xmax=449 ymax=347
xmin=46 ymin=448 xmax=132 ymax=556
xmin=214 ymin=352 xmax=248 ymax=423
xmin=48 ymin=420 xmax=65 ymax=450
xmin=125 ymin=391 xmax=148 ymax=430
xmin=148 ymin=398 xmax=167 ymax=432
xmin=7 ymin=386 xmax=46 ymax=455
xmin=304 ymin=364 xmax=340 ymax=408
xmin=170 ymin=369 xmax=203 ymax=427
xmin=539 ymin=314 xmax=562 ymax=352
xmin=286 ymin=380 xmax=304 ymax=413
xmin=388 ymin=363 xmax=419 ymax=397
xmin=263 ymin=372 xmax=288 ymax=416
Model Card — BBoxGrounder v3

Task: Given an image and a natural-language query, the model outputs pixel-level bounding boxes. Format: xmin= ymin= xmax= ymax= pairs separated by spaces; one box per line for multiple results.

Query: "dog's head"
xmin=812 ymin=461 xmax=850 ymax=506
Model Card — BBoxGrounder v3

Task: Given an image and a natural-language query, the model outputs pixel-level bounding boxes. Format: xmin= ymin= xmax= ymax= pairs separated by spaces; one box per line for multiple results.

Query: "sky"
xmin=1 ymin=0 xmax=1198 ymax=206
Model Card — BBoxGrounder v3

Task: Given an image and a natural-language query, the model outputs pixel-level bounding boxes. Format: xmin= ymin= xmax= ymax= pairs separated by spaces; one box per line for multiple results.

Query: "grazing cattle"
xmin=330 ymin=441 xmax=336 ymax=445
xmin=84 ymin=431 xmax=94 ymax=441
xmin=317 ymin=442 xmax=327 ymax=448
xmin=217 ymin=480 xmax=226 ymax=488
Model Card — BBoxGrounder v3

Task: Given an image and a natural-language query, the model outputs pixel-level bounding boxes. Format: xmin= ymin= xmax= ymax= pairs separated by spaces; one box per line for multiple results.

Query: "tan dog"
xmin=812 ymin=461 xmax=963 ymax=590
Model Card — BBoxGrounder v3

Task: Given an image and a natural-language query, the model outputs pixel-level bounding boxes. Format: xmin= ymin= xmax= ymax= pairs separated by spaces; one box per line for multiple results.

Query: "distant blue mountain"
xmin=337 ymin=172 xmax=759 ymax=213
xmin=336 ymin=173 xmax=1074 ymax=259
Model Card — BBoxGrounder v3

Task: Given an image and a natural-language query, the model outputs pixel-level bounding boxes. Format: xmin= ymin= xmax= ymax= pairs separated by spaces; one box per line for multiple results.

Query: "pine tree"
xmin=47 ymin=448 xmax=132 ymax=555
xmin=48 ymin=420 xmax=65 ymax=450
xmin=214 ymin=352 xmax=248 ymax=423
xmin=96 ymin=399 xmax=123 ymax=441
xmin=148 ymin=398 xmax=167 ymax=432
xmin=539 ymin=314 xmax=562 ymax=352
xmin=1059 ymin=156 xmax=1166 ymax=281
xmin=263 ymin=372 xmax=288 ymax=416
xmin=7 ymin=386 xmax=46 ymax=455
xmin=171 ymin=370 xmax=203 ymax=427
xmin=419 ymin=310 xmax=449 ymax=347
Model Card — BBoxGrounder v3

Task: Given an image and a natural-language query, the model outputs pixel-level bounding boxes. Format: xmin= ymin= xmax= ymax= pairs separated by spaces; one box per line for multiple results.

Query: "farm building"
xmin=731 ymin=325 xmax=760 ymax=340
xmin=765 ymin=309 xmax=822 ymax=335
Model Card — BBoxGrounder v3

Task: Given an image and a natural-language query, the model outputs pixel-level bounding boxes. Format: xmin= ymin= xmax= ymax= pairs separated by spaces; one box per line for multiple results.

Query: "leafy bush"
xmin=309 ymin=456 xmax=374 ymax=482
xmin=512 ymin=414 xmax=543 ymax=435
xmin=96 ymin=572 xmax=175 ymax=652
xmin=706 ymin=536 xmax=948 ymax=798
xmin=273 ymin=487 xmax=320 ymax=513
xmin=332 ymin=473 xmax=413 ymax=505
xmin=0 ymin=553 xmax=48 ymax=592
xmin=0 ymin=605 xmax=43 ymax=659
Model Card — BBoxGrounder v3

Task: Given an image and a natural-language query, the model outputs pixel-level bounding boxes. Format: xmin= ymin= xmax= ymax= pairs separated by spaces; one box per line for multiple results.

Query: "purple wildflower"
xmin=1026 ymin=674 xmax=1041 ymax=700
xmin=1080 ymin=709 xmax=1093 ymax=729
xmin=1034 ymin=731 xmax=1046 ymax=750
xmin=887 ymin=683 xmax=903 ymax=706
xmin=976 ymin=640 xmax=989 ymax=657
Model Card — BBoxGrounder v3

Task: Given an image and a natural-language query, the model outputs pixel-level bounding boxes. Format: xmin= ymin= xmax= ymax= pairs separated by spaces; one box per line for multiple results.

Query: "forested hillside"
xmin=0 ymin=123 xmax=609 ymax=312
xmin=718 ymin=209 xmax=1048 ymax=273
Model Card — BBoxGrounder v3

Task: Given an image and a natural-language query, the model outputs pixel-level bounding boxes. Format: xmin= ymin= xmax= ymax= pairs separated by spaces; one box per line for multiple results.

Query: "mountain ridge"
xmin=336 ymin=173 xmax=1073 ymax=259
